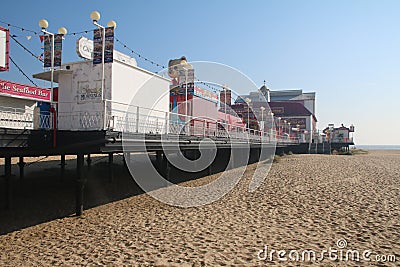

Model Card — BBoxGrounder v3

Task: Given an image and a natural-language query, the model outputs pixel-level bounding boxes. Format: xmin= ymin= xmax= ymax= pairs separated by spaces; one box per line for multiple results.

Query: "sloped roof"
xmin=268 ymin=101 xmax=311 ymax=116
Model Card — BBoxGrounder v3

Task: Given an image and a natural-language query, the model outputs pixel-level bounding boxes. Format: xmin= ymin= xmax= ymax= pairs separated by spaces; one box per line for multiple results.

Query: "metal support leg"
xmin=208 ymin=158 xmax=213 ymax=176
xmin=86 ymin=154 xmax=92 ymax=168
xmin=60 ymin=154 xmax=66 ymax=175
xmin=156 ymin=151 xmax=162 ymax=169
xmin=108 ymin=153 xmax=114 ymax=182
xmin=122 ymin=153 xmax=127 ymax=167
xmin=230 ymin=149 xmax=235 ymax=169
xmin=5 ymin=157 xmax=12 ymax=210
xmin=163 ymin=153 xmax=170 ymax=181
xmin=18 ymin=156 xmax=25 ymax=180
xmin=75 ymin=154 xmax=85 ymax=216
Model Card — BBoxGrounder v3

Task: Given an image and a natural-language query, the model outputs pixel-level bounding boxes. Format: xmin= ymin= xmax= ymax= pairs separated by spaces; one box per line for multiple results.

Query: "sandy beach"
xmin=0 ymin=150 xmax=399 ymax=266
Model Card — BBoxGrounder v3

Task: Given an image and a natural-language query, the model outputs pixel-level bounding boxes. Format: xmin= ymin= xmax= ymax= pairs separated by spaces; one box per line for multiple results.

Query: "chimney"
xmin=220 ymin=85 xmax=231 ymax=106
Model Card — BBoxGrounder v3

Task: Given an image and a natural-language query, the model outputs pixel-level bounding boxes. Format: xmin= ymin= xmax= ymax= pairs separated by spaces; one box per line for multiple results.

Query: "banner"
xmin=178 ymin=68 xmax=194 ymax=90
xmin=0 ymin=79 xmax=52 ymax=102
xmin=0 ymin=27 xmax=9 ymax=72
xmin=104 ymin=27 xmax=114 ymax=63
xmin=43 ymin=35 xmax=52 ymax=68
xmin=194 ymin=87 xmax=218 ymax=103
xmin=53 ymin=34 xmax=63 ymax=67
xmin=93 ymin=29 xmax=103 ymax=65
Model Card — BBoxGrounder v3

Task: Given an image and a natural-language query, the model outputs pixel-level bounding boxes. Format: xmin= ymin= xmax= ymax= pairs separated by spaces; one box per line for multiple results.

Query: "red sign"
xmin=194 ymin=86 xmax=218 ymax=103
xmin=0 ymin=79 xmax=52 ymax=102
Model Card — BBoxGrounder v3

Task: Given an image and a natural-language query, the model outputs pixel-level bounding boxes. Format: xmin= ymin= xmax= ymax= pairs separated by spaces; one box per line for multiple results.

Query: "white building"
xmin=33 ymin=57 xmax=170 ymax=132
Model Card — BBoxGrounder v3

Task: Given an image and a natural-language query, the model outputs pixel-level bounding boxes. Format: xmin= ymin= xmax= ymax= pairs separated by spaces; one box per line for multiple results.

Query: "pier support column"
xmin=163 ymin=153 xmax=171 ymax=182
xmin=229 ymin=148 xmax=235 ymax=169
xmin=156 ymin=151 xmax=162 ymax=168
xmin=207 ymin=156 xmax=213 ymax=176
xmin=123 ymin=152 xmax=130 ymax=167
xmin=18 ymin=156 xmax=25 ymax=180
xmin=75 ymin=154 xmax=85 ymax=216
xmin=108 ymin=153 xmax=114 ymax=182
xmin=60 ymin=154 xmax=66 ymax=175
xmin=4 ymin=157 xmax=12 ymax=210
xmin=86 ymin=154 xmax=92 ymax=168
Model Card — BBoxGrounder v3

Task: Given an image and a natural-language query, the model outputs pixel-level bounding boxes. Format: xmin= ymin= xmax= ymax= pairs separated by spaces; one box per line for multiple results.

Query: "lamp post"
xmin=178 ymin=65 xmax=190 ymax=135
xmin=245 ymin=97 xmax=251 ymax=130
xmin=260 ymin=106 xmax=265 ymax=133
xmin=277 ymin=117 xmax=281 ymax=139
xmin=284 ymin=120 xmax=287 ymax=134
xmin=223 ymin=84 xmax=228 ymax=130
xmin=288 ymin=122 xmax=291 ymax=139
xmin=90 ymin=11 xmax=116 ymax=129
xmin=181 ymin=66 xmax=189 ymax=123
xmin=269 ymin=111 xmax=274 ymax=140
xmin=38 ymin=20 xmax=67 ymax=105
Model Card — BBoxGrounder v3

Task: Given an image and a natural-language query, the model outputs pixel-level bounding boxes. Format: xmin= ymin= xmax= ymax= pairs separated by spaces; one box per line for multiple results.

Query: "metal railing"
xmin=0 ymin=108 xmax=53 ymax=130
xmin=106 ymin=102 xmax=299 ymax=144
xmin=0 ymin=102 xmax=300 ymax=144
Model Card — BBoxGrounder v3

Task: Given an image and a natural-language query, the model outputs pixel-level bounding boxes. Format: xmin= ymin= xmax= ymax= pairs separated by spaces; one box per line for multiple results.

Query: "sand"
xmin=0 ymin=150 xmax=399 ymax=266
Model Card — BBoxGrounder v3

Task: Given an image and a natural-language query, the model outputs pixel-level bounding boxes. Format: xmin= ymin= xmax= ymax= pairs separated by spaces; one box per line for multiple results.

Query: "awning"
xmin=32 ymin=69 xmax=73 ymax=83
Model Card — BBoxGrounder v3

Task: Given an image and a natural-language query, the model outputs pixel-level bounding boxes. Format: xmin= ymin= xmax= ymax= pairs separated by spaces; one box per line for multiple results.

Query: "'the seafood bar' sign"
xmin=0 ymin=79 xmax=52 ymax=102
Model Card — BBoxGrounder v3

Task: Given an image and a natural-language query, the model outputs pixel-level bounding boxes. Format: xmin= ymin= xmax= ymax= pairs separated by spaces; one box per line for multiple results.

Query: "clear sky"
xmin=1 ymin=0 xmax=399 ymax=145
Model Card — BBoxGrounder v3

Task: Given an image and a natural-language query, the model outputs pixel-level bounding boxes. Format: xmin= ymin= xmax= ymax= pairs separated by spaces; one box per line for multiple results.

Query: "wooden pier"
xmin=0 ymin=127 xmax=353 ymax=216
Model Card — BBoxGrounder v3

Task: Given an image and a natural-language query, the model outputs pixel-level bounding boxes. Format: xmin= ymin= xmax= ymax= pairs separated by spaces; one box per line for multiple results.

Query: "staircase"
xmin=0 ymin=128 xmax=30 ymax=148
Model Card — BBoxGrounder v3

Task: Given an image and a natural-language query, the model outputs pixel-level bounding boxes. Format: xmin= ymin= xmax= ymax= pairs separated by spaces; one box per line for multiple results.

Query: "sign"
xmin=178 ymin=68 xmax=194 ymax=90
xmin=53 ymin=34 xmax=63 ymax=67
xmin=271 ymin=107 xmax=284 ymax=115
xmin=77 ymin=81 xmax=102 ymax=103
xmin=43 ymin=35 xmax=52 ymax=68
xmin=77 ymin=37 xmax=137 ymax=66
xmin=169 ymin=86 xmax=193 ymax=96
xmin=285 ymin=117 xmax=307 ymax=129
xmin=76 ymin=37 xmax=93 ymax=60
xmin=0 ymin=79 xmax=52 ymax=102
xmin=104 ymin=27 xmax=114 ymax=63
xmin=0 ymin=27 xmax=9 ymax=72
xmin=194 ymin=87 xmax=218 ymax=103
xmin=93 ymin=29 xmax=103 ymax=65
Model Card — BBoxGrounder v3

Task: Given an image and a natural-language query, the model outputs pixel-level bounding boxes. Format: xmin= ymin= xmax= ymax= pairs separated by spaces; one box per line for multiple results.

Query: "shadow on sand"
xmin=0 ymin=151 xmax=243 ymax=235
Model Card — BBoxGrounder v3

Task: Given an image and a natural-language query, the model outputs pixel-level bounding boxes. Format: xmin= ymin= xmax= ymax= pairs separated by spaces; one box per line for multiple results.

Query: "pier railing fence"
xmin=0 ymin=101 xmax=300 ymax=145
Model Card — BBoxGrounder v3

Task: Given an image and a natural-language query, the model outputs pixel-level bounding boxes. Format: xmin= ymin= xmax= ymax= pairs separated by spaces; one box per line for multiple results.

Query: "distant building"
xmin=323 ymin=124 xmax=355 ymax=143
xmin=232 ymin=86 xmax=317 ymax=140
xmin=269 ymin=89 xmax=316 ymax=116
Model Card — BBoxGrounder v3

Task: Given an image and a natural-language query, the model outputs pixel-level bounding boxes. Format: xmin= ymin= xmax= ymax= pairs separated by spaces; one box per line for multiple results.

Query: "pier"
xmin=0 ymin=105 xmax=307 ymax=215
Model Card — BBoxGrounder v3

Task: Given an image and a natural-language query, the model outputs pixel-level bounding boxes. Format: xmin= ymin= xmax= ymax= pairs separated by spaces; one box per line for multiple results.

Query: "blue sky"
xmin=1 ymin=0 xmax=399 ymax=145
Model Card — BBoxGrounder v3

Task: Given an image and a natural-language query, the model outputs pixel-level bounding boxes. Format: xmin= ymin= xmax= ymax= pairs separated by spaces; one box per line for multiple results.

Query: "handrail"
xmin=0 ymin=102 xmax=302 ymax=144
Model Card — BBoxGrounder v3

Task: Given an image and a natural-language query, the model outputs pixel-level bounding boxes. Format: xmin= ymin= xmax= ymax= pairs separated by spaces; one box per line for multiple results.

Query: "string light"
xmin=9 ymin=56 xmax=38 ymax=86
xmin=10 ymin=35 xmax=43 ymax=63
xmin=2 ymin=20 xmax=223 ymax=93
xmin=0 ymin=20 xmax=38 ymax=35
xmin=115 ymin=38 xmax=166 ymax=69
xmin=0 ymin=20 xmax=93 ymax=39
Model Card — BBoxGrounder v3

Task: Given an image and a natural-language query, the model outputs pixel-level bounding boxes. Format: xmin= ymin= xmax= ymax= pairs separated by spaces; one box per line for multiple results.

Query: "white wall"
xmin=0 ymin=95 xmax=36 ymax=129
xmin=57 ymin=61 xmax=111 ymax=130
xmin=111 ymin=61 xmax=170 ymax=133
xmin=111 ymin=61 xmax=169 ymax=111
xmin=56 ymin=60 xmax=169 ymax=132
